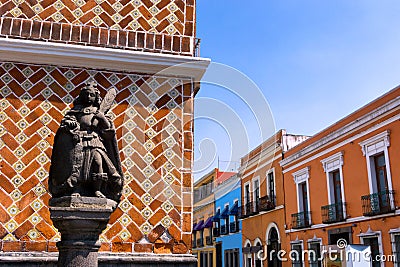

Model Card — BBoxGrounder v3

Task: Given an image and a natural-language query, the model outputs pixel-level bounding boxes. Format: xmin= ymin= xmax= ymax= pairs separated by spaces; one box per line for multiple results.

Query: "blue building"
xmin=213 ymin=174 xmax=242 ymax=267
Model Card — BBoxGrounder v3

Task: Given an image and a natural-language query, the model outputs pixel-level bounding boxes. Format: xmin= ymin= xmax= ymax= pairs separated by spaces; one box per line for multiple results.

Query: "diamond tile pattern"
xmin=0 ymin=62 xmax=194 ymax=252
xmin=0 ymin=0 xmax=194 ymax=36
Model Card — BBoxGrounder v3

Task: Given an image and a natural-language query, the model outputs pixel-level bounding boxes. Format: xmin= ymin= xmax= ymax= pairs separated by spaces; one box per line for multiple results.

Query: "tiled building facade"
xmin=0 ymin=0 xmax=209 ymax=265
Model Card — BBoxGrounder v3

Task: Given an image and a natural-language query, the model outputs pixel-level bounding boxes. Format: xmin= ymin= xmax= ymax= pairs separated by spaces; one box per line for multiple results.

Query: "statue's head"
xmin=74 ymin=81 xmax=102 ymax=107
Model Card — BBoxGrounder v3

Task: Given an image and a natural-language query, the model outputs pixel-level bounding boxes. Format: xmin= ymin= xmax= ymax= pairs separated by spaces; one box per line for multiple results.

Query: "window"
xmin=254 ymin=240 xmax=263 ymax=267
xmin=291 ymin=241 xmax=303 ymax=267
xmin=253 ymin=177 xmax=260 ymax=207
xmin=224 ymin=249 xmax=240 ymax=267
xmin=244 ymin=241 xmax=252 ymax=267
xmin=267 ymin=169 xmax=275 ymax=205
xmin=293 ymin=167 xmax=310 ymax=212
xmin=359 ymin=131 xmax=394 ymax=213
xmin=200 ymin=251 xmax=213 ymax=267
xmin=292 ymin=167 xmax=311 ymax=228
xmin=321 ymin=152 xmax=346 ymax=222
xmin=390 ymin=230 xmax=400 ymax=267
xmin=359 ymin=229 xmax=383 ymax=267
xmin=308 ymin=240 xmax=322 ymax=267
xmin=244 ymin=182 xmax=251 ymax=204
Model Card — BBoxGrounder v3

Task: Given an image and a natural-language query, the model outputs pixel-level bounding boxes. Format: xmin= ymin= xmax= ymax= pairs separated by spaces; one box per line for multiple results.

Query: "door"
xmin=216 ymin=242 xmax=222 ymax=267
xmin=363 ymin=237 xmax=380 ymax=267
xmin=267 ymin=228 xmax=281 ymax=267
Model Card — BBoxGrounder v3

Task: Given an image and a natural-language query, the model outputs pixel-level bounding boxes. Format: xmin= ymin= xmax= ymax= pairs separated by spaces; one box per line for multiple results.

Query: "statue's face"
xmin=81 ymin=88 xmax=97 ymax=105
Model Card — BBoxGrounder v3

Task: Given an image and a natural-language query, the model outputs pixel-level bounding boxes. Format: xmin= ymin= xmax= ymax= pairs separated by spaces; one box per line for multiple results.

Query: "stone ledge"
xmin=0 ymin=252 xmax=196 ymax=266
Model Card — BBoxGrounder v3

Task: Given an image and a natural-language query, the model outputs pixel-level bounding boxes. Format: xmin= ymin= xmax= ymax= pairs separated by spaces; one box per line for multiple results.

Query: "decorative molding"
xmin=359 ymin=130 xmax=390 ymax=156
xmin=0 ymin=38 xmax=210 ymax=79
xmin=281 ymin=113 xmax=400 ymax=174
xmin=280 ymin=96 xmax=400 ymax=167
xmin=321 ymin=152 xmax=343 ymax=173
xmin=292 ymin=167 xmax=310 ymax=184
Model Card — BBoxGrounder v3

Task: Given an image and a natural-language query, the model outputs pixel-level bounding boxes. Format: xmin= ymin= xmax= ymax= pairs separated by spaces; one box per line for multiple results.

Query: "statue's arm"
xmin=61 ymin=114 xmax=78 ymax=130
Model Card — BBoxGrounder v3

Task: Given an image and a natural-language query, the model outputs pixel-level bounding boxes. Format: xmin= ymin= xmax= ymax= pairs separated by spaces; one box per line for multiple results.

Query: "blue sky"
xmin=193 ymin=1 xmax=400 ymax=179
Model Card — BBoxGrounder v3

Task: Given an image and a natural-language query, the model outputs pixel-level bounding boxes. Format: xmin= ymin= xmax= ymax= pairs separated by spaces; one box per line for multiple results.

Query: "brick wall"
xmin=0 ymin=61 xmax=195 ymax=254
xmin=0 ymin=0 xmax=196 ymax=55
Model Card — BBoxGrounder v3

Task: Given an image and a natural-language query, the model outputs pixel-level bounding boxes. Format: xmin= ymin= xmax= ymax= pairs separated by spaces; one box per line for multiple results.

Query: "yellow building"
xmin=193 ymin=168 xmax=236 ymax=267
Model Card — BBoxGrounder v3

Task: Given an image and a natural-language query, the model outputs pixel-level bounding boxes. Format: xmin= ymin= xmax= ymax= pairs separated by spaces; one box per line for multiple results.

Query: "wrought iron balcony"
xmin=196 ymin=238 xmax=203 ymax=247
xmin=238 ymin=204 xmax=250 ymax=219
xmin=238 ymin=201 xmax=261 ymax=218
xmin=253 ymin=200 xmax=260 ymax=215
xmin=291 ymin=211 xmax=311 ymax=229
xmin=361 ymin=190 xmax=395 ymax=216
xmin=212 ymin=227 xmax=220 ymax=237
xmin=206 ymin=236 xmax=213 ymax=245
xmin=321 ymin=202 xmax=346 ymax=223
xmin=259 ymin=195 xmax=276 ymax=212
xmin=229 ymin=221 xmax=239 ymax=233
xmin=220 ymin=224 xmax=229 ymax=235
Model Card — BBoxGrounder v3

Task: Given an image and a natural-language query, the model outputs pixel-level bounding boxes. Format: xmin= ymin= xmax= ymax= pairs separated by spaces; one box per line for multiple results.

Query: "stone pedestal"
xmin=49 ymin=196 xmax=117 ymax=267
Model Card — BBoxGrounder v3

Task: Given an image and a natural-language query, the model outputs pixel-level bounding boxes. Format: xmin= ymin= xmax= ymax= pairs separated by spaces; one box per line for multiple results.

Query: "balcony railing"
xmin=291 ymin=211 xmax=311 ymax=229
xmin=238 ymin=202 xmax=260 ymax=219
xmin=221 ymin=224 xmax=229 ymax=235
xmin=321 ymin=202 xmax=346 ymax=224
xmin=259 ymin=195 xmax=276 ymax=212
xmin=206 ymin=236 xmax=213 ymax=245
xmin=361 ymin=190 xmax=395 ymax=216
xmin=213 ymin=227 xmax=220 ymax=237
xmin=230 ymin=221 xmax=239 ymax=233
xmin=196 ymin=238 xmax=203 ymax=248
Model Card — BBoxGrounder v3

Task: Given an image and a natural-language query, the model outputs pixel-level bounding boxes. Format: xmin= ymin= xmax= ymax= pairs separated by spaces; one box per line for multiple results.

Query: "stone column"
xmin=49 ymin=196 xmax=117 ymax=267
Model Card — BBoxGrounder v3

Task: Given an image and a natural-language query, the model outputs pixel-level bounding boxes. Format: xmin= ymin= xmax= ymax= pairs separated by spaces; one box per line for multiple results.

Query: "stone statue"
xmin=49 ymin=81 xmax=123 ymax=203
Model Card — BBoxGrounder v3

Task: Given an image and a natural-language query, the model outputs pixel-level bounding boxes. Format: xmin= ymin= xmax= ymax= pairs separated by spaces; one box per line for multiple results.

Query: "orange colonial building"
xmin=280 ymin=87 xmax=400 ymax=267
xmin=239 ymin=130 xmax=308 ymax=267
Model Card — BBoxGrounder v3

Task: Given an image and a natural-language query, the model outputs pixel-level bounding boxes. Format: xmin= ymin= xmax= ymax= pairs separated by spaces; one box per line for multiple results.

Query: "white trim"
xmin=266 ymin=168 xmax=276 ymax=198
xmin=252 ymin=176 xmax=261 ymax=203
xmin=0 ymin=38 xmax=210 ymax=79
xmin=359 ymin=131 xmax=394 ymax=202
xmin=239 ymin=138 xmax=280 ymax=172
xmin=293 ymin=167 xmax=311 ymax=222
xmin=266 ymin=223 xmax=281 ymax=244
xmin=282 ymin=112 xmax=400 ymax=174
xmin=307 ymin=238 xmax=322 ymax=267
xmin=254 ymin=237 xmax=263 ymax=247
xmin=290 ymin=239 xmax=304 ymax=266
xmin=359 ymin=130 xmax=390 ymax=156
xmin=359 ymin=229 xmax=384 ymax=267
xmin=280 ymin=95 xmax=400 ymax=167
xmin=240 ymin=154 xmax=281 ymax=180
xmin=389 ymin=230 xmax=400 ymax=265
xmin=244 ymin=182 xmax=251 ymax=204
xmin=321 ymin=152 xmax=347 ymax=218
xmin=321 ymin=152 xmax=344 ymax=173
xmin=292 ymin=167 xmax=310 ymax=184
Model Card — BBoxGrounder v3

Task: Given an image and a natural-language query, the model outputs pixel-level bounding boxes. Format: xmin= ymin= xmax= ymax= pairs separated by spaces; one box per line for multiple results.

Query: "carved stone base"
xmin=49 ymin=196 xmax=117 ymax=267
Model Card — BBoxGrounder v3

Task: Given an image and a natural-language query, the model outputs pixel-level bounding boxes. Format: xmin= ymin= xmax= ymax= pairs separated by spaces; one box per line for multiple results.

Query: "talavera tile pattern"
xmin=0 ymin=0 xmax=195 ymax=36
xmin=0 ymin=62 xmax=194 ymax=253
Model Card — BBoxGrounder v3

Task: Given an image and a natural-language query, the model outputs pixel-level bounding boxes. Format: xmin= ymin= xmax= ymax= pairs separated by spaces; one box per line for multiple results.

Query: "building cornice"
xmin=280 ymin=95 xmax=400 ymax=167
xmin=0 ymin=38 xmax=210 ymax=79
